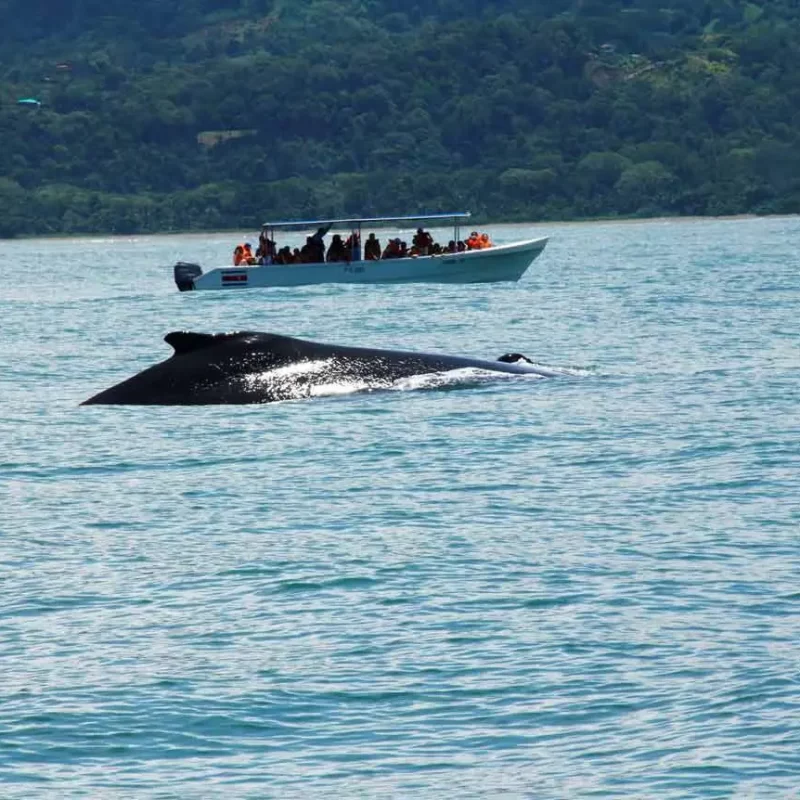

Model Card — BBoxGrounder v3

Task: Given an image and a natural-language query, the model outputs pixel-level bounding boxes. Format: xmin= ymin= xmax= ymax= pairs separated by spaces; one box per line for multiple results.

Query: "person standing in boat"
xmin=364 ymin=233 xmax=381 ymax=261
xmin=309 ymin=223 xmax=332 ymax=263
xmin=258 ymin=229 xmax=277 ymax=264
xmin=345 ymin=231 xmax=361 ymax=261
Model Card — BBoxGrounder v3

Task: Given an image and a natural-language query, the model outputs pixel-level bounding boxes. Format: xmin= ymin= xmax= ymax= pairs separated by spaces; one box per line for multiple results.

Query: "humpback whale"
xmin=82 ymin=331 xmax=560 ymax=405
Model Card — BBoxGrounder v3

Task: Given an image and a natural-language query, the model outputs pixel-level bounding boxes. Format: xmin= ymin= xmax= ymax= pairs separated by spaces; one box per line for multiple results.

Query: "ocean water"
xmin=1 ymin=216 xmax=798 ymax=798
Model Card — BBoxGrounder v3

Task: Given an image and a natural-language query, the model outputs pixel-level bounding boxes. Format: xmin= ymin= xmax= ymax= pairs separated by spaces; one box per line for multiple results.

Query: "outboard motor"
xmin=174 ymin=262 xmax=202 ymax=292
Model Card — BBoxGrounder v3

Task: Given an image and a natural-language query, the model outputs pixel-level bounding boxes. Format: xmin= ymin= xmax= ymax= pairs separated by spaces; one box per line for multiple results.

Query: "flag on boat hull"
xmin=222 ymin=271 xmax=248 ymax=287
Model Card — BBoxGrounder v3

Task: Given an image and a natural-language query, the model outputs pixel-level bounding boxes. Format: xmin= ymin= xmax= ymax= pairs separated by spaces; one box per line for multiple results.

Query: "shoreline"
xmin=2 ymin=212 xmax=796 ymax=243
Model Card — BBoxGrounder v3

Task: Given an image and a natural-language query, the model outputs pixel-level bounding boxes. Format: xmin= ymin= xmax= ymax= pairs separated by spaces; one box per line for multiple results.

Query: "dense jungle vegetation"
xmin=1 ymin=0 xmax=799 ymax=236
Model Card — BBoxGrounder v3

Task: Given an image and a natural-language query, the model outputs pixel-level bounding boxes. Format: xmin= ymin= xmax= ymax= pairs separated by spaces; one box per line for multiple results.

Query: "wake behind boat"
xmin=173 ymin=213 xmax=548 ymax=291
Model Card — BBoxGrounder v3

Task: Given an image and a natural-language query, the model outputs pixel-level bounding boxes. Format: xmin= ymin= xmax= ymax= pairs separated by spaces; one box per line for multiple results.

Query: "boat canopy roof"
xmin=262 ymin=212 xmax=471 ymax=230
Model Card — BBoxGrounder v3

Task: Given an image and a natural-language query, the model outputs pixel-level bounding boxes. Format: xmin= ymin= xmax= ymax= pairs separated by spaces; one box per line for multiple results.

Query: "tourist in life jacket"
xmin=466 ymin=231 xmax=480 ymax=250
xmin=382 ymin=238 xmax=402 ymax=259
xmin=326 ymin=234 xmax=348 ymax=263
xmin=242 ymin=243 xmax=257 ymax=264
xmin=364 ymin=233 xmax=381 ymax=260
xmin=233 ymin=245 xmax=246 ymax=266
xmin=412 ymin=227 xmax=434 ymax=255
xmin=479 ymin=232 xmax=492 ymax=249
xmin=300 ymin=238 xmax=316 ymax=263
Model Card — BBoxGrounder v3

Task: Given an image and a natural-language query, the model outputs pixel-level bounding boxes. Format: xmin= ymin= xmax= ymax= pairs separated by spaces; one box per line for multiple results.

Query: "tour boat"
xmin=173 ymin=213 xmax=548 ymax=291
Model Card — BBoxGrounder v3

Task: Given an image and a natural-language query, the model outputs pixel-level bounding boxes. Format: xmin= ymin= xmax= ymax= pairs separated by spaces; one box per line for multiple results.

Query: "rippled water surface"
xmin=1 ymin=217 xmax=798 ymax=797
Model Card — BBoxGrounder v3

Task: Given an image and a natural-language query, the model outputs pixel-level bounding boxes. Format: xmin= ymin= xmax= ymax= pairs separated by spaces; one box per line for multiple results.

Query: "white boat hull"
xmin=176 ymin=237 xmax=548 ymax=291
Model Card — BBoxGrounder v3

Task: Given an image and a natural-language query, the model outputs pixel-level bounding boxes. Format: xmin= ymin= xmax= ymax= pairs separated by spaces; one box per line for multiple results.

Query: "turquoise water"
xmin=1 ymin=217 xmax=798 ymax=797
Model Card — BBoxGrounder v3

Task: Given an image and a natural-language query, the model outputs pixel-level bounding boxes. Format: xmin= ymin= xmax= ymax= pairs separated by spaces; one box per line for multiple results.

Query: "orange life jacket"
xmin=242 ymin=244 xmax=257 ymax=265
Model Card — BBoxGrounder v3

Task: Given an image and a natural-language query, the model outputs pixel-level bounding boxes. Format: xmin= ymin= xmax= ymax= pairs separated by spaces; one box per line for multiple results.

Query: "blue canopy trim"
xmin=261 ymin=212 xmax=471 ymax=229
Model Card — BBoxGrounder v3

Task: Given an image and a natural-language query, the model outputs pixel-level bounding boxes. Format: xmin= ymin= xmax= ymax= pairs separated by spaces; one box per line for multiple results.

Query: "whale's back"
xmin=82 ymin=331 xmax=552 ymax=405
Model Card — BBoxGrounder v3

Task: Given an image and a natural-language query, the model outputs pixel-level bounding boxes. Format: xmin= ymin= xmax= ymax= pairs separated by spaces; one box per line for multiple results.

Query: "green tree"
xmin=614 ymin=161 xmax=678 ymax=214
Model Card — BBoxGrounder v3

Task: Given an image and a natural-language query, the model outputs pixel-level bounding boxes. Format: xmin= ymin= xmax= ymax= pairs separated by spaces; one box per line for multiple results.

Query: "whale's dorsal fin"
xmin=165 ymin=331 xmax=223 ymax=355
xmin=165 ymin=331 xmax=278 ymax=356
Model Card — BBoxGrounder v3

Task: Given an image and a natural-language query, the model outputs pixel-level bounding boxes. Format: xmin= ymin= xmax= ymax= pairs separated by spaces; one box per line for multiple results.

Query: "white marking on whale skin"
xmin=253 ymin=358 xmax=336 ymax=380
xmin=231 ymin=357 xmax=573 ymax=403
xmin=390 ymin=367 xmax=546 ymax=393
xmin=236 ymin=358 xmax=336 ymax=393
xmin=235 ymin=358 xmax=377 ymax=401
xmin=308 ymin=381 xmax=373 ymax=398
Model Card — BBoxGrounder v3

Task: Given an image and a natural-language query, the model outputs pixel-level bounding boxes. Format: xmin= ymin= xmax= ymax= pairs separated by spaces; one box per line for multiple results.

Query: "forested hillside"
xmin=1 ymin=0 xmax=799 ymax=236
